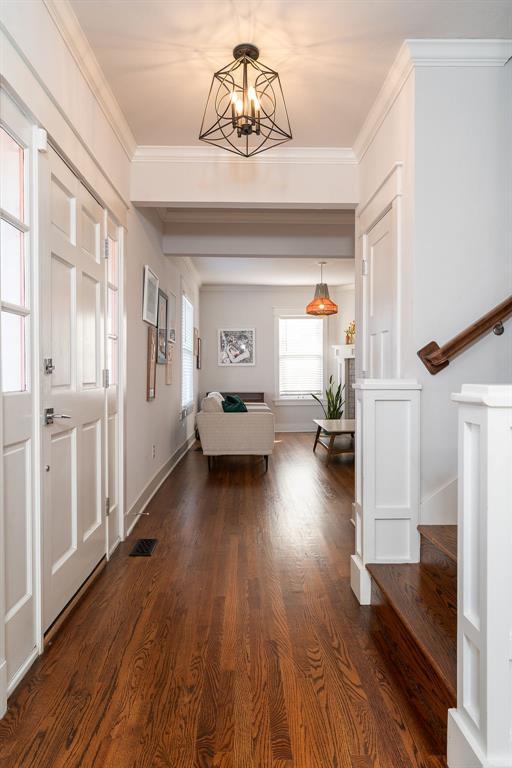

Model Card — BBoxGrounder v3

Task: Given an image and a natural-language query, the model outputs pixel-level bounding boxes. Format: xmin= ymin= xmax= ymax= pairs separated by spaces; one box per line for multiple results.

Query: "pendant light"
xmin=199 ymin=43 xmax=292 ymax=158
xmin=306 ymin=262 xmax=338 ymax=316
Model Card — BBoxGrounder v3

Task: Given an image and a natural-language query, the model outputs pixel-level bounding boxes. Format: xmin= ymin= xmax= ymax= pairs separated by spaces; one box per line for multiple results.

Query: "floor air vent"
xmin=129 ymin=538 xmax=158 ymax=557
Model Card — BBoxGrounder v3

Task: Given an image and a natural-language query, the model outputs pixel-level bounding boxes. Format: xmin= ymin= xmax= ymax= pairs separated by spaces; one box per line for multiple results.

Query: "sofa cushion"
xmin=201 ymin=393 xmax=224 ymax=412
xmin=222 ymin=394 xmax=248 ymax=413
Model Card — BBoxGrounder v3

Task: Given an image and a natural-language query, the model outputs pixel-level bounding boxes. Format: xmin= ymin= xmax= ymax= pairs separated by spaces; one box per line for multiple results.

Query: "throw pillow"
xmin=222 ymin=394 xmax=248 ymax=413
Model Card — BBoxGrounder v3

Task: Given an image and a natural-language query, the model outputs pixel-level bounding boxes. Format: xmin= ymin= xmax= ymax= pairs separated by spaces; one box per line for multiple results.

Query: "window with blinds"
xmin=278 ymin=316 xmax=324 ymax=398
xmin=181 ymin=294 xmax=194 ymax=409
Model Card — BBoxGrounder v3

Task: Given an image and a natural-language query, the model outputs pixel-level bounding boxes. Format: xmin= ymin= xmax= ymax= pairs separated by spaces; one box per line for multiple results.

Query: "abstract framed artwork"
xmin=157 ymin=289 xmax=168 ymax=364
xmin=142 ymin=265 xmax=159 ymax=326
xmin=147 ymin=325 xmax=157 ymax=400
xmin=218 ymin=328 xmax=255 ymax=366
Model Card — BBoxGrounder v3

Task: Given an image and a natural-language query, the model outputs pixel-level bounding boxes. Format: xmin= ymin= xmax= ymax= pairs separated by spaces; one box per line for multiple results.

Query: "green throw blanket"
xmin=222 ymin=394 xmax=248 ymax=413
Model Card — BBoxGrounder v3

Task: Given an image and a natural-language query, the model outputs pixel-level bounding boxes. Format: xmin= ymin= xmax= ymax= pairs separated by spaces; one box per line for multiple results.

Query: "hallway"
xmin=0 ymin=435 xmax=442 ymax=767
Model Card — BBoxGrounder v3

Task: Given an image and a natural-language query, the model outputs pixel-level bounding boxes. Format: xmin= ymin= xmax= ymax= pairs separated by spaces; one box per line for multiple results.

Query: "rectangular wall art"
xmin=147 ymin=325 xmax=157 ymax=400
xmin=142 ymin=265 xmax=159 ymax=326
xmin=157 ymin=289 xmax=168 ymax=364
xmin=218 ymin=328 xmax=255 ymax=366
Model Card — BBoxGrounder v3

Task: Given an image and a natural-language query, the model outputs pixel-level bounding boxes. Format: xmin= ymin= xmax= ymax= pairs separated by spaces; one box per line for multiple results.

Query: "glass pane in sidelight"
xmin=0 ymin=128 xmax=24 ymax=221
xmin=107 ymin=236 xmax=118 ymax=287
xmin=1 ymin=311 xmax=26 ymax=392
xmin=1 ymin=220 xmax=25 ymax=306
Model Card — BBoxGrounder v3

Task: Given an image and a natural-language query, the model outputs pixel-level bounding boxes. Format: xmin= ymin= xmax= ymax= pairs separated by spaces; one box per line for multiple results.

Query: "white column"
xmin=351 ymin=379 xmax=421 ymax=604
xmin=448 ymin=384 xmax=512 ymax=768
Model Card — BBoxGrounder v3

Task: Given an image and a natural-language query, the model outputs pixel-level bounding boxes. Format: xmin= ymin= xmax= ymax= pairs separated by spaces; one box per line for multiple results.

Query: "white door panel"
xmin=364 ymin=209 xmax=396 ymax=378
xmin=42 ymin=149 xmax=106 ymax=631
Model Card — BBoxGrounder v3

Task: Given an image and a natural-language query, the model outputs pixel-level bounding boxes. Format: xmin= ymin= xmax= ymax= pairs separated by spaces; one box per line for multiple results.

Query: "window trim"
xmin=180 ymin=292 xmax=194 ymax=413
xmin=274 ymin=309 xmax=328 ymax=404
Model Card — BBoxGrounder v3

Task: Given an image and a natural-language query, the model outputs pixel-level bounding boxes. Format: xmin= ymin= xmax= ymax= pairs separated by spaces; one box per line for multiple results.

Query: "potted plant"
xmin=311 ymin=375 xmax=345 ymax=419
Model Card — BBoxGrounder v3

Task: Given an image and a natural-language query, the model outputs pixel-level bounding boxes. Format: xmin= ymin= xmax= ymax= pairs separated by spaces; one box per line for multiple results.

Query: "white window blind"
xmin=278 ymin=317 xmax=324 ymax=397
xmin=181 ymin=294 xmax=194 ymax=409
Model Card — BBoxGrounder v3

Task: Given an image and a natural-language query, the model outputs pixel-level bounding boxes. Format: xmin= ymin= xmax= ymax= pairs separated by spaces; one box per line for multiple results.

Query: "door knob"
xmin=44 ymin=408 xmax=71 ymax=425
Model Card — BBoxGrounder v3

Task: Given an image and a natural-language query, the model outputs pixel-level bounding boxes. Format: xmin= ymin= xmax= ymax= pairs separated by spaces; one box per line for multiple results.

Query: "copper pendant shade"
xmin=306 ymin=262 xmax=338 ymax=316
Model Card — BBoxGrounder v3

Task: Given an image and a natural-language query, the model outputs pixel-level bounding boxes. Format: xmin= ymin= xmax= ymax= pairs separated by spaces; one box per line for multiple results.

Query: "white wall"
xmin=356 ymin=45 xmax=512 ymax=524
xmin=125 ymin=209 xmax=200 ymax=530
xmin=409 ymin=61 xmax=512 ymax=519
xmin=131 ymin=148 xmax=358 ymax=208
xmin=199 ymin=283 xmax=355 ymax=431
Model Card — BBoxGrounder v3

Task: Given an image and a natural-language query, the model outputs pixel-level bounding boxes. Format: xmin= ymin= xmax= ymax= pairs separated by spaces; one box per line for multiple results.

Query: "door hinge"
xmin=361 ymin=259 xmax=368 ymax=276
xmin=104 ymin=237 xmax=109 ymax=259
xmin=105 ymin=496 xmax=110 ymax=517
xmin=102 ymin=368 xmax=110 ymax=388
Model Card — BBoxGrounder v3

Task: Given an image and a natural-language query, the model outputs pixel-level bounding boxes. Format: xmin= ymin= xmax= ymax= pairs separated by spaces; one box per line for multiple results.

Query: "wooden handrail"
xmin=417 ymin=295 xmax=512 ymax=374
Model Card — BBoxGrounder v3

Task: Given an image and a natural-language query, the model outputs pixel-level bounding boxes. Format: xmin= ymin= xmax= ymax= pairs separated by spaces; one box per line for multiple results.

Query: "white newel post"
xmin=350 ymin=379 xmax=421 ymax=604
xmin=448 ymin=384 xmax=512 ymax=768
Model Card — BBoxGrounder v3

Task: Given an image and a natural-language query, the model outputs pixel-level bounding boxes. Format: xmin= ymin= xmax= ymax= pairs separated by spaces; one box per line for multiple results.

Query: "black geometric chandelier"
xmin=199 ymin=43 xmax=292 ymax=158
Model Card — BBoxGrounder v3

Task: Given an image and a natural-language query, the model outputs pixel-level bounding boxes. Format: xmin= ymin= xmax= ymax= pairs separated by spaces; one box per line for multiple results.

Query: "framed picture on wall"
xmin=157 ymin=289 xmax=168 ymax=364
xmin=167 ymin=291 xmax=176 ymax=344
xmin=142 ymin=265 xmax=159 ymax=326
xmin=218 ymin=328 xmax=255 ymax=366
xmin=147 ymin=325 xmax=157 ymax=400
xmin=196 ymin=337 xmax=201 ymax=370
xmin=165 ymin=338 xmax=174 ymax=385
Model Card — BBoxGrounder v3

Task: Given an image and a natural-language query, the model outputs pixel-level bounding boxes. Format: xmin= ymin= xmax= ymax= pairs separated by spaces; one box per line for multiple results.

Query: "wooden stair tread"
xmin=418 ymin=525 xmax=457 ymax=564
xmin=367 ymin=562 xmax=457 ymax=699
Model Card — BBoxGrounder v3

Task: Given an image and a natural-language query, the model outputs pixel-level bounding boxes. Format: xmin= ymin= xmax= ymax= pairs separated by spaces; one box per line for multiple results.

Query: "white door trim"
xmin=356 ymin=163 xmax=403 ymax=379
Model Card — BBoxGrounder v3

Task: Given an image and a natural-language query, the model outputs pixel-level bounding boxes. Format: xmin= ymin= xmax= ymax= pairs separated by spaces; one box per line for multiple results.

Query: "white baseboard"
xmin=420 ymin=476 xmax=457 ymax=525
xmin=6 ymin=647 xmax=38 ymax=696
xmin=108 ymin=536 xmax=121 ymax=558
xmin=125 ymin=434 xmax=196 ymax=537
xmin=447 ymin=709 xmax=490 ymax=768
xmin=275 ymin=424 xmax=317 ymax=432
xmin=350 ymin=554 xmax=372 ymax=605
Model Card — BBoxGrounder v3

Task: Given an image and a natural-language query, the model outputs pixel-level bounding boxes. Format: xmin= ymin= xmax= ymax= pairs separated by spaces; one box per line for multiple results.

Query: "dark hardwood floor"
xmin=0 ymin=434 xmax=445 ymax=767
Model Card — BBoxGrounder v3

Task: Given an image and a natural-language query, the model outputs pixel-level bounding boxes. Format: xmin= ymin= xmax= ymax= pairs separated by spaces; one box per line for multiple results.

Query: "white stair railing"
xmin=448 ymin=384 xmax=512 ymax=768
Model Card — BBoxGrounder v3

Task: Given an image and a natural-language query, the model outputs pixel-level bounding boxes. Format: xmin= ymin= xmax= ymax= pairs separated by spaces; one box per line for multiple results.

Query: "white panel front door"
xmin=41 ymin=149 xmax=106 ymax=631
xmin=364 ymin=208 xmax=396 ymax=378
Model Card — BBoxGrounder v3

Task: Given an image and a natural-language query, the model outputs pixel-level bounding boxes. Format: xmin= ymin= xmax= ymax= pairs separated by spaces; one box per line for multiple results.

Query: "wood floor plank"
xmin=0 ymin=434 xmax=445 ymax=767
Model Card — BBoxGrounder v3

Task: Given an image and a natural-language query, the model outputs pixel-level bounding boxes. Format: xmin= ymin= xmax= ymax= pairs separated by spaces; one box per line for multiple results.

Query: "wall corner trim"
xmin=42 ymin=0 xmax=137 ymax=160
xmin=353 ymin=38 xmax=512 ymax=162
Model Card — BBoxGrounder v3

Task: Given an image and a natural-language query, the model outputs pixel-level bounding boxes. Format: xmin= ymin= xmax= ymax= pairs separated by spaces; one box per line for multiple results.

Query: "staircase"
xmin=367 ymin=525 xmax=457 ymax=756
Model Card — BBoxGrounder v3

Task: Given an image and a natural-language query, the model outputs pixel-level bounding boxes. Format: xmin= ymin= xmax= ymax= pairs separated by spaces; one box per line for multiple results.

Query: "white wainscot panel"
xmin=81 ymin=273 xmax=99 ymax=387
xmin=51 ymin=174 xmax=74 ymax=239
xmin=3 ymin=440 xmax=35 ymax=682
xmin=51 ymin=428 xmax=77 ymax=573
xmin=80 ymin=206 xmax=100 ymax=263
xmin=81 ymin=420 xmax=101 ymax=540
xmin=374 ymin=399 xmax=410 ymax=509
xmin=51 ymin=254 xmax=74 ymax=389
xmin=351 ymin=379 xmax=421 ymax=605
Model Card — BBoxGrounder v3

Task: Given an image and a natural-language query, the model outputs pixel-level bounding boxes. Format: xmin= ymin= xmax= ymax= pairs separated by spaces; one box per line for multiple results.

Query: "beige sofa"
xmin=196 ymin=392 xmax=275 ymax=470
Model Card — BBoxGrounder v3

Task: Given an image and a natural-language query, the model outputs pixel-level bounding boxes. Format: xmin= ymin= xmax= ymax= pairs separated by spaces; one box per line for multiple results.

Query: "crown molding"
xmin=133 ymin=145 xmax=357 ymax=166
xmin=354 ymin=38 xmax=512 ymax=162
xmin=43 ymin=0 xmax=137 ymax=160
xmin=199 ymin=283 xmax=354 ymax=293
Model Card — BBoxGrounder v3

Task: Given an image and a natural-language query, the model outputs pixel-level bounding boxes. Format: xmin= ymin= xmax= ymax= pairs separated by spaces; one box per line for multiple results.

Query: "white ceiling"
xmin=192 ymin=256 xmax=354 ymax=286
xmin=70 ymin=0 xmax=512 ymax=148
